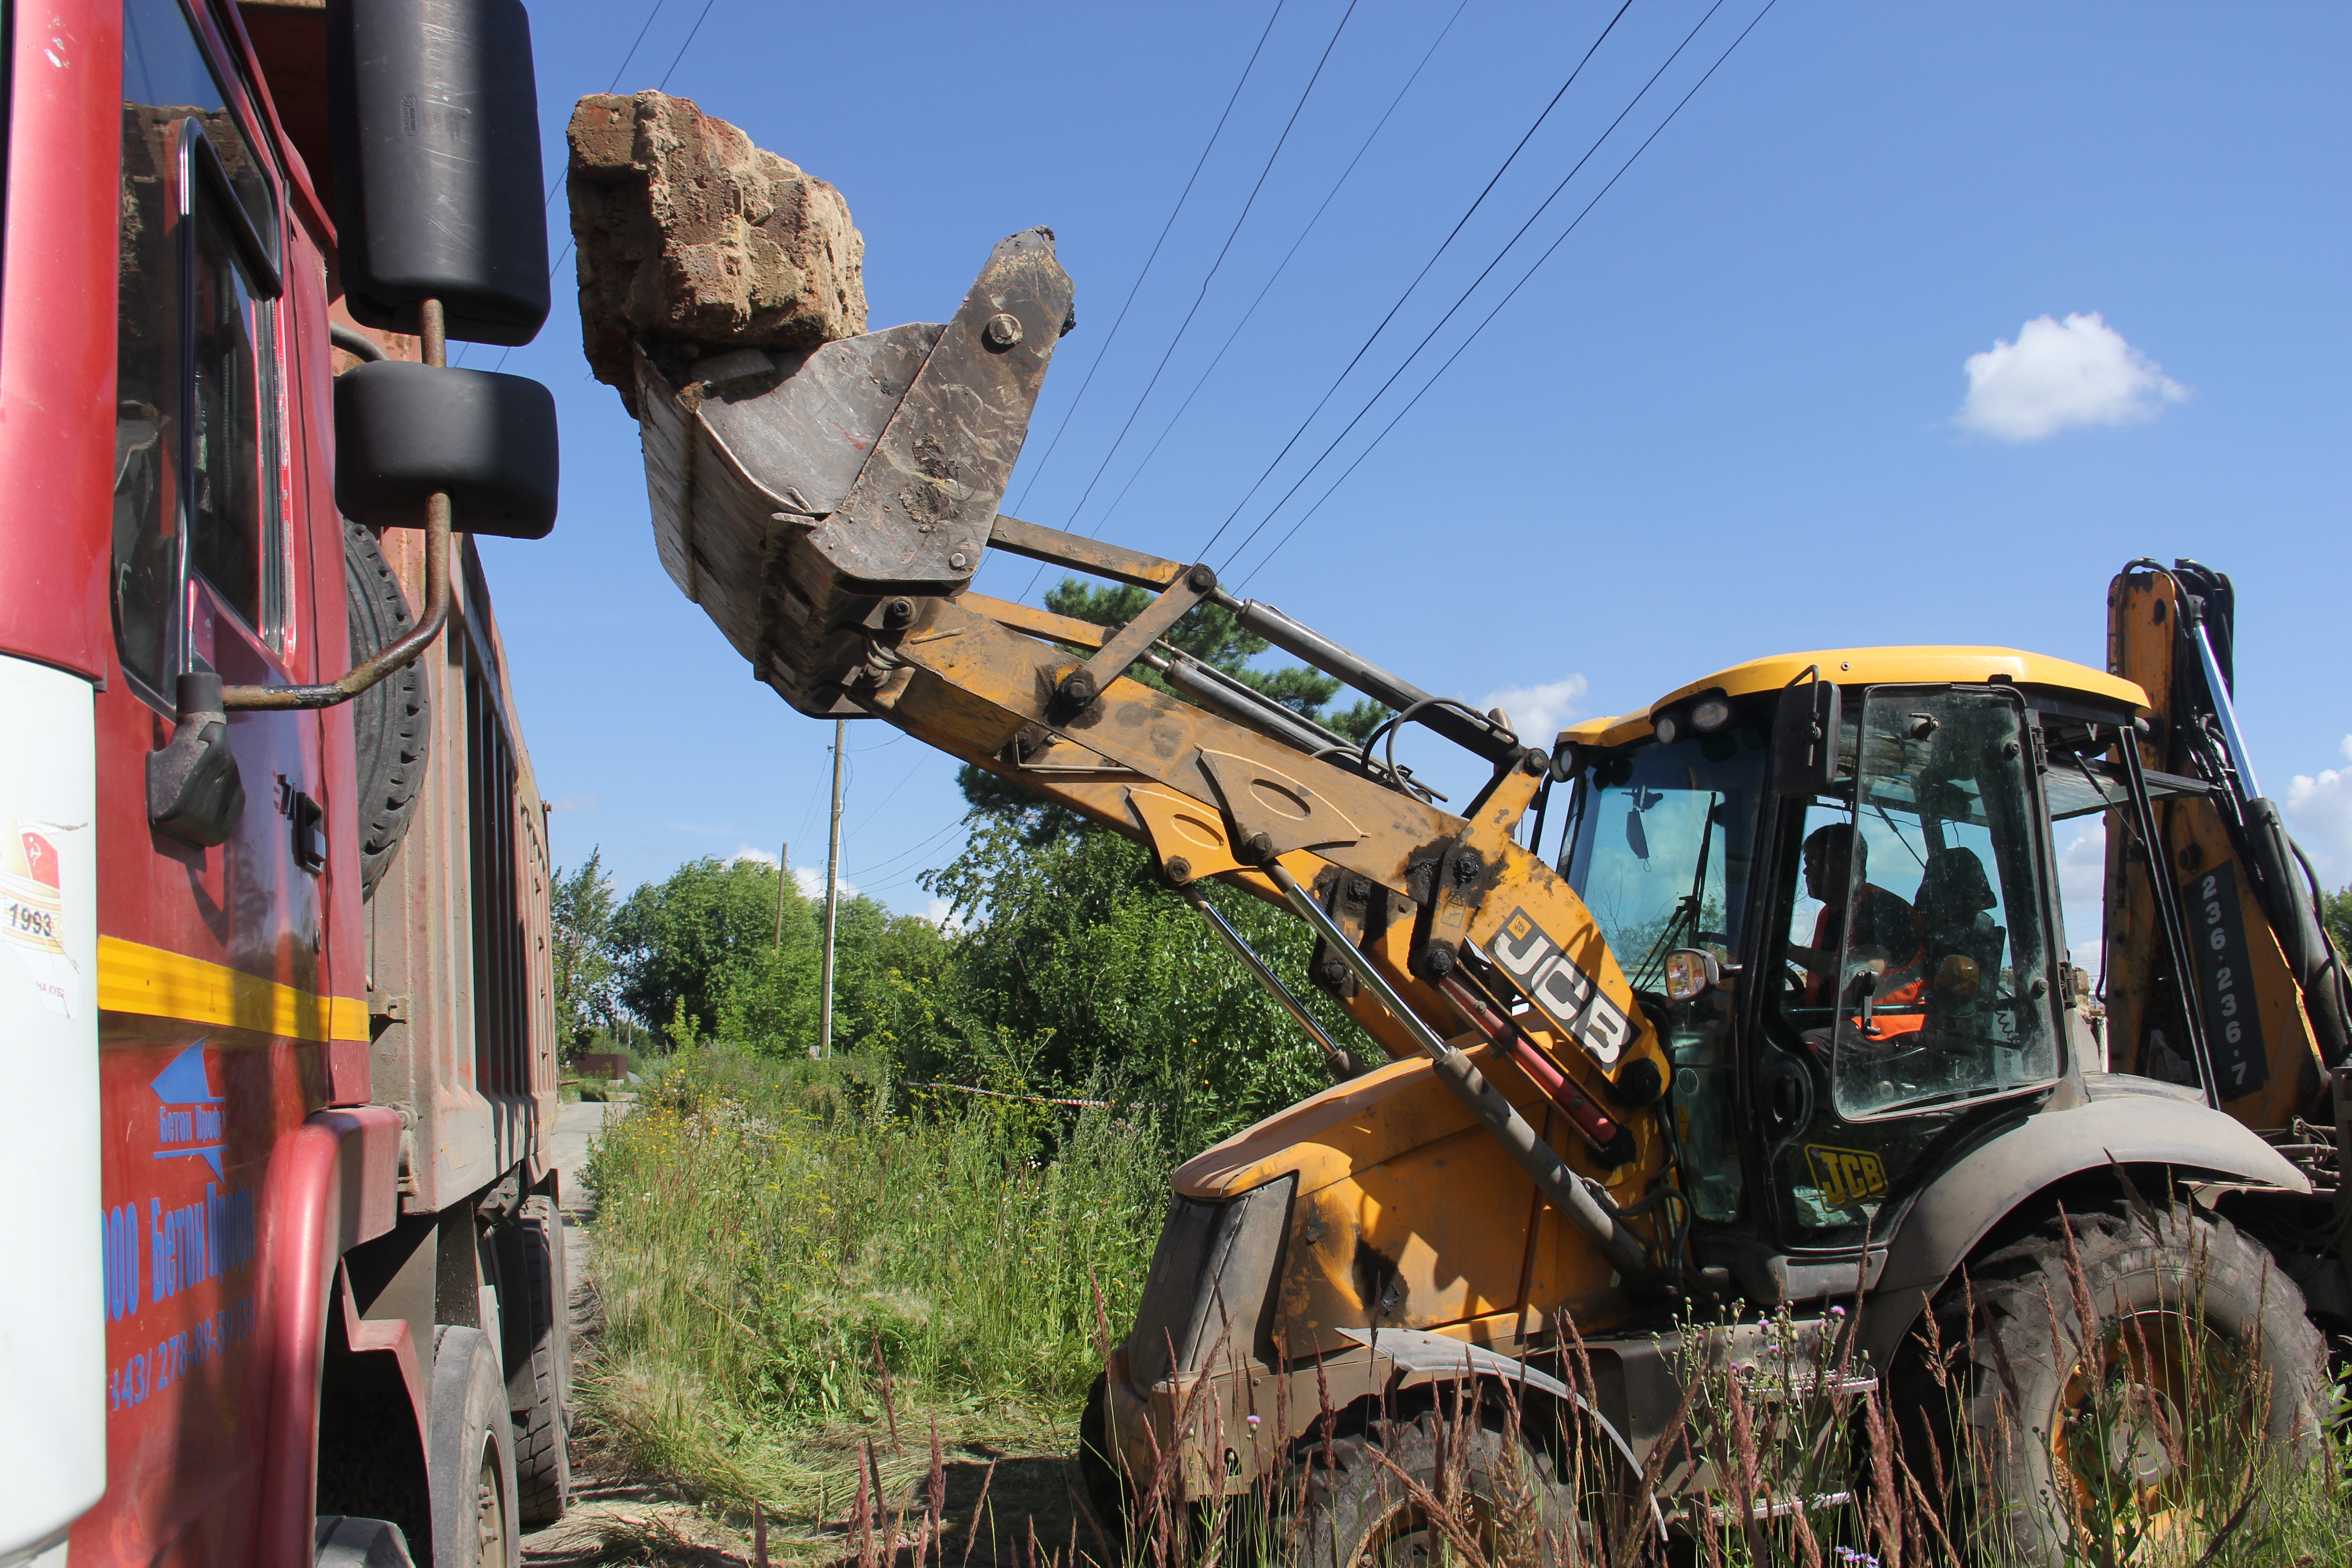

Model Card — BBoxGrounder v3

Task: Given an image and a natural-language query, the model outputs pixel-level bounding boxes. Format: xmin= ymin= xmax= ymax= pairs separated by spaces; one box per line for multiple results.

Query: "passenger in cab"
xmin=1787 ymin=823 xmax=1926 ymax=1014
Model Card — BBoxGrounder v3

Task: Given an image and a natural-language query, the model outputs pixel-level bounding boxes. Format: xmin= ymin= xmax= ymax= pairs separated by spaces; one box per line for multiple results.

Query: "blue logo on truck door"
xmin=151 ymin=1040 xmax=225 ymax=1177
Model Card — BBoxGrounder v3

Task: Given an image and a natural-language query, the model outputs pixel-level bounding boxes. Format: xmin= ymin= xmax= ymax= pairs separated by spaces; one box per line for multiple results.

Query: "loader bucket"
xmin=632 ymin=228 xmax=1073 ymax=716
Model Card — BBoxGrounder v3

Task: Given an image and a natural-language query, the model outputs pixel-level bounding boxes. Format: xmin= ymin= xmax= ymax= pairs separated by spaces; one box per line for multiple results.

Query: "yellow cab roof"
xmin=1559 ymin=647 xmax=2149 ymax=750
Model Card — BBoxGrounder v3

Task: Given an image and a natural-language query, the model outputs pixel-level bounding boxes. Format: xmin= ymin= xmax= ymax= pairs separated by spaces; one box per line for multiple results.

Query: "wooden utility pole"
xmin=773 ymin=840 xmax=789 ymax=947
xmin=818 ymin=720 xmax=845 ymax=1059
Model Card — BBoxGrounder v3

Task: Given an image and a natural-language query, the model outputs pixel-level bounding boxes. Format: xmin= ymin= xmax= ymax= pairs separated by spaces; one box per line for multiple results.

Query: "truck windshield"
xmin=1563 ymin=727 xmax=1769 ymax=991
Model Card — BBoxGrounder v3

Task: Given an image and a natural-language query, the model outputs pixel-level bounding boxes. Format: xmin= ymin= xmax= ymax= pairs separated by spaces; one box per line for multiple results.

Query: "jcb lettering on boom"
xmin=1488 ymin=906 xmax=1633 ymax=1066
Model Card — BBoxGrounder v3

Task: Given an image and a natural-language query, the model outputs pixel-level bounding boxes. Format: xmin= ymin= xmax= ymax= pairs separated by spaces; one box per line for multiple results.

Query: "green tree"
xmin=2323 ymin=884 xmax=2352 ymax=959
xmin=610 ymin=856 xmax=810 ymax=1037
xmin=550 ymin=848 xmax=617 ymax=1052
xmin=914 ymin=818 xmax=1366 ymax=1143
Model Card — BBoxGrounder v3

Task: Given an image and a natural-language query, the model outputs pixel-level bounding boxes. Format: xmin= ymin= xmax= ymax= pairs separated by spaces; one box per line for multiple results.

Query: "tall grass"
xmin=584 ymin=1047 xmax=1171 ymax=1513
xmin=583 ymin=1051 xmax=2352 ymax=1564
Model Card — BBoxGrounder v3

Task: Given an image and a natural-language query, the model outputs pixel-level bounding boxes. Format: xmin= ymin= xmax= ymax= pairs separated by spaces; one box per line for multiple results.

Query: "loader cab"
xmin=1559 ymin=650 xmax=2147 ymax=1286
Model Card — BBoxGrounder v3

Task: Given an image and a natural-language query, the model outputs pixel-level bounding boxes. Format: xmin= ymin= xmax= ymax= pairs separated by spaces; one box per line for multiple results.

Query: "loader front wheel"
xmin=1290 ymin=1397 xmax=1587 ymax=1568
xmin=1945 ymin=1202 xmax=2328 ymax=1568
xmin=1076 ymin=1373 xmax=1127 ymax=1534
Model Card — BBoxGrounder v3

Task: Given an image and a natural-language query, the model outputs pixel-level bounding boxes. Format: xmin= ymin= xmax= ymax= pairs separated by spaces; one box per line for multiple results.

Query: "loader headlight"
xmin=1664 ymin=948 xmax=1720 ymax=1003
xmin=1690 ymin=696 xmax=1734 ymax=733
xmin=1653 ymin=712 xmax=1681 ymax=747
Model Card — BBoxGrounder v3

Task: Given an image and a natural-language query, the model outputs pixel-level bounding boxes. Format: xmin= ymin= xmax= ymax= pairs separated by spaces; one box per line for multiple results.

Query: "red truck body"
xmin=0 ymin=4 xmax=563 ymax=1563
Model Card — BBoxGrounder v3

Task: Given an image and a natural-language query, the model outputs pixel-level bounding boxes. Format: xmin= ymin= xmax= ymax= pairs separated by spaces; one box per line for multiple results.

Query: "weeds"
xmin=584 ymin=1051 xmax=2352 ymax=1565
xmin=583 ymin=1047 xmax=1171 ymax=1531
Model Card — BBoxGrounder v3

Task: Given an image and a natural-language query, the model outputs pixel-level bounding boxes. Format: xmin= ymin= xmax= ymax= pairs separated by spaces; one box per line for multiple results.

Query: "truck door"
xmin=115 ymin=0 xmax=324 ymax=966
xmin=1755 ymin=685 xmax=2067 ymax=1250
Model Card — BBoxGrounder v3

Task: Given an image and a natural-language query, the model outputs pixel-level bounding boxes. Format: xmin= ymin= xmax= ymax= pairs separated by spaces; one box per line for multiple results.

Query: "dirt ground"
xmin=518 ymin=1099 xmax=1098 ymax=1568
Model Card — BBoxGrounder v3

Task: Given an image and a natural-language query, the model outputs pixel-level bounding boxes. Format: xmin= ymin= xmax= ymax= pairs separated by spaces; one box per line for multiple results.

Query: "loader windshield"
xmin=1564 ymin=727 xmax=1769 ymax=991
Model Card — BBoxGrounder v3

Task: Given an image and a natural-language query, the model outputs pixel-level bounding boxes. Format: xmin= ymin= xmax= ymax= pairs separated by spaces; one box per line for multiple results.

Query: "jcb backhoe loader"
xmin=616 ymin=230 xmax=2348 ymax=1561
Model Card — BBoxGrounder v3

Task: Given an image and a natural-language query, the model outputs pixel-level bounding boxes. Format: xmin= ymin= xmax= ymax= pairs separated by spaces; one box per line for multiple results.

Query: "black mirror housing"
xmin=335 ymin=360 xmax=559 ymax=538
xmin=328 ymin=0 xmax=551 ymax=346
xmin=1773 ymin=679 xmax=1839 ymax=798
xmin=149 ymin=673 xmax=246 ymax=848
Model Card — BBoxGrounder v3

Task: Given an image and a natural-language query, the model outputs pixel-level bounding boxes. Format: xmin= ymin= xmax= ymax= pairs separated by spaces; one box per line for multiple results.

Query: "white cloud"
xmin=731 ymin=844 xmax=779 ymax=867
xmin=791 ymin=865 xmax=858 ymax=900
xmin=2284 ymin=735 xmax=2352 ymax=888
xmin=1477 ymin=675 xmax=1589 ymax=747
xmin=922 ymin=896 xmax=967 ymax=934
xmin=547 ymin=794 xmax=598 ymax=814
xmin=2055 ymin=820 xmax=2107 ymax=970
xmin=1955 ymin=312 xmax=2187 ymax=441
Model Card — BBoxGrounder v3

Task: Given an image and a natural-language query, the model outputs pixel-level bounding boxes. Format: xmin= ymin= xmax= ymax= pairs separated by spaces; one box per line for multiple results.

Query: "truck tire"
xmin=346 ymin=518 xmax=430 ymax=901
xmin=430 ymin=1326 xmax=519 ymax=1568
xmin=505 ymin=1196 xmax=573 ymax=1525
xmin=1942 ymin=1202 xmax=2328 ymax=1567
xmin=1289 ymin=1401 xmax=1587 ymax=1567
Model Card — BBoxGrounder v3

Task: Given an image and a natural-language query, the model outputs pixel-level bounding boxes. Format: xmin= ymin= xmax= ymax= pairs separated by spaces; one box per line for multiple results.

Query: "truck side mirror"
xmin=148 ymin=673 xmax=246 ymax=848
xmin=1773 ymin=678 xmax=1839 ymax=797
xmin=335 ymin=361 xmax=559 ymax=538
xmin=328 ymin=0 xmax=551 ymax=347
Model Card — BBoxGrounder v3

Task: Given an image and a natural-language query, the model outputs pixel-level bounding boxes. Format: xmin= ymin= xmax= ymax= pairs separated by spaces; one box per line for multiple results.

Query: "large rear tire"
xmin=505 ymin=1196 xmax=573 ymax=1526
xmin=430 ymin=1326 xmax=519 ymax=1568
xmin=1944 ymin=1203 xmax=2328 ymax=1567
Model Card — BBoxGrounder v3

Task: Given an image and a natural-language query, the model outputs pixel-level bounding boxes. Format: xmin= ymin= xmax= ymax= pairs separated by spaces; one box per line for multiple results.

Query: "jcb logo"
xmin=1488 ymin=908 xmax=1632 ymax=1067
xmin=1806 ymin=1145 xmax=1888 ymax=1211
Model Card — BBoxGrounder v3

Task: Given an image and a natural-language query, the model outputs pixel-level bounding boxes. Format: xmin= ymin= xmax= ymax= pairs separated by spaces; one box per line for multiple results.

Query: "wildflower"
xmin=1828 ymin=1304 xmax=1847 ymax=1318
xmin=1833 ymin=1549 xmax=1880 ymax=1568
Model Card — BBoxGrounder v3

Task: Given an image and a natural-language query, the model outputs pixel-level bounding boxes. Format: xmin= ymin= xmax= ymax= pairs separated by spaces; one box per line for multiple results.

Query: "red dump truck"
xmin=0 ymin=3 xmax=571 ymax=1564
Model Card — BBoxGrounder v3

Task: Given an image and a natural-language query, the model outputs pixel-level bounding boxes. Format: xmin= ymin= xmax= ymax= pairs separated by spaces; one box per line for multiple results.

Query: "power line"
xmin=1235 ymin=0 xmax=1781 ymax=591
xmin=1001 ymin=0 xmax=1291 ymax=524
xmin=1050 ymin=0 xmax=1363 ymax=541
xmin=1083 ymin=0 xmax=1470 ymax=546
xmin=1191 ymin=0 xmax=1636 ymax=563
xmin=1216 ymin=0 xmax=1730 ymax=574
xmin=657 ymin=0 xmax=719 ymax=90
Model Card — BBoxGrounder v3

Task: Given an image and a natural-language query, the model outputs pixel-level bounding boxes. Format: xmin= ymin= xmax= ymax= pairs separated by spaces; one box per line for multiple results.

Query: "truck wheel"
xmin=1946 ymin=1203 xmax=2328 ymax=1567
xmin=1290 ymin=1400 xmax=1587 ymax=1567
xmin=430 ymin=1326 xmax=519 ymax=1568
xmin=506 ymin=1196 xmax=573 ymax=1525
xmin=346 ymin=518 xmax=430 ymax=901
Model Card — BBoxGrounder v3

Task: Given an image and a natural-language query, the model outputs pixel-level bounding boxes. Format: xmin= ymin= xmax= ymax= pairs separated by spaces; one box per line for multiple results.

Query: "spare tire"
xmin=346 ymin=518 xmax=431 ymax=900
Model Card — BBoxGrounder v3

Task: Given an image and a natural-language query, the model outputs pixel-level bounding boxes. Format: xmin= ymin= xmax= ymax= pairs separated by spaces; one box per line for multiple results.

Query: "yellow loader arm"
xmin=632 ymin=229 xmax=1675 ymax=1280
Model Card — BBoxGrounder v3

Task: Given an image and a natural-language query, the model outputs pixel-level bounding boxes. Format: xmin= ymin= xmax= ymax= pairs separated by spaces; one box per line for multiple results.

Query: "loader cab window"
xmin=1776 ymin=687 xmax=2056 ymax=1117
xmin=114 ymin=0 xmax=287 ymax=700
xmin=1563 ymin=724 xmax=1769 ymax=1223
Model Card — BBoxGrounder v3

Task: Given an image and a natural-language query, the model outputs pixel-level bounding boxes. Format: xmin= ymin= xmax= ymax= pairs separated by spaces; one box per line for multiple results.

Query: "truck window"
xmin=114 ymin=0 xmax=286 ymax=696
xmin=1777 ymin=687 xmax=2057 ymax=1119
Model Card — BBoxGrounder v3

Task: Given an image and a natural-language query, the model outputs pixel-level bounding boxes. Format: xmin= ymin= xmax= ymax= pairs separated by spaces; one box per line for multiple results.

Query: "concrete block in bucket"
xmin=566 ymin=91 xmax=867 ymax=413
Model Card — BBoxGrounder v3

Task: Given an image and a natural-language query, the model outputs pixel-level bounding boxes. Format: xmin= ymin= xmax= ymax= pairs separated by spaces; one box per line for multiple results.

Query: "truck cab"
xmin=0 ymin=4 xmax=568 ymax=1563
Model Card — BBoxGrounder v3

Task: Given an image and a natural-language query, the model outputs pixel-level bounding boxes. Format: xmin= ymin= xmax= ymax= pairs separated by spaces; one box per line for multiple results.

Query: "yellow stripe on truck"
xmin=98 ymin=936 xmax=369 ymax=1043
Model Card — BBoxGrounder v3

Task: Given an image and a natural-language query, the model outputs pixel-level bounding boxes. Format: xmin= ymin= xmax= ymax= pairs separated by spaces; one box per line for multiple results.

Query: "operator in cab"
xmin=1787 ymin=823 xmax=1926 ymax=1015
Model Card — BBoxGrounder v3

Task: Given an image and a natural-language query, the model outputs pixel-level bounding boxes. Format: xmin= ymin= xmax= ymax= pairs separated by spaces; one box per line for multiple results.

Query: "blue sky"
xmin=472 ymin=1 xmax=2352 ymax=941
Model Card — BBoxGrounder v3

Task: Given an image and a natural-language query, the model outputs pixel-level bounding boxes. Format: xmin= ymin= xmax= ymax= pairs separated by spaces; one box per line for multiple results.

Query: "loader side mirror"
xmin=328 ymin=0 xmax=551 ymax=346
xmin=1773 ymin=678 xmax=1839 ymax=797
xmin=335 ymin=361 xmax=560 ymax=538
